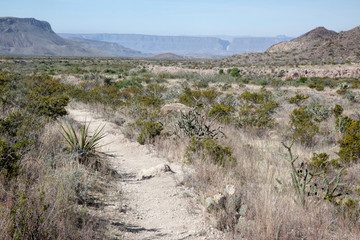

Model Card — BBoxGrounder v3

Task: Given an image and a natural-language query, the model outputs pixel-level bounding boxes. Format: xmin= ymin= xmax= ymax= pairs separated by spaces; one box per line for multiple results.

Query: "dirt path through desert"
xmin=67 ymin=107 xmax=223 ymax=239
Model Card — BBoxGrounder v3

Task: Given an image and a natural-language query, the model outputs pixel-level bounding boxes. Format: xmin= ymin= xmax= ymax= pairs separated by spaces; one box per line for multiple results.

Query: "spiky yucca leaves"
xmin=59 ymin=121 xmax=107 ymax=170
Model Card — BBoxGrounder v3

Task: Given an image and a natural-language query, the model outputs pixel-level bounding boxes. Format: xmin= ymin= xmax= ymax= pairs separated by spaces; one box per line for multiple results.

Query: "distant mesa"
xmin=68 ymin=37 xmax=150 ymax=58
xmin=59 ymin=33 xmax=294 ymax=57
xmin=0 ymin=17 xmax=111 ymax=57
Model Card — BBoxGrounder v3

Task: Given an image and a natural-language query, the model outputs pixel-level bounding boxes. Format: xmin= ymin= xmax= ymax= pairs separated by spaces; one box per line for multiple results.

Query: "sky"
xmin=1 ymin=0 xmax=360 ymax=37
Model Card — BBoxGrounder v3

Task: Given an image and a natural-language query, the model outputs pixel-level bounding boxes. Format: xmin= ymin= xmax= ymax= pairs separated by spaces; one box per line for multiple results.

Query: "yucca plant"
xmin=59 ymin=121 xmax=107 ymax=169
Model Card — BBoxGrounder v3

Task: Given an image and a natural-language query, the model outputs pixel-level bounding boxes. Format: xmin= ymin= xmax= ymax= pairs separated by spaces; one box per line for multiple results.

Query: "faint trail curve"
xmin=67 ymin=107 xmax=224 ymax=240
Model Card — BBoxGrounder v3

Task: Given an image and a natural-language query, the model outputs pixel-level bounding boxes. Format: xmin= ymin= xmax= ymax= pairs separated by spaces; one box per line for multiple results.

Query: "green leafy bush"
xmin=299 ymin=77 xmax=308 ymax=83
xmin=335 ymin=116 xmax=360 ymax=163
xmin=178 ymin=88 xmax=220 ymax=107
xmin=137 ymin=84 xmax=167 ymax=107
xmin=288 ymin=94 xmax=309 ymax=106
xmin=332 ymin=104 xmax=344 ymax=117
xmin=230 ymin=68 xmax=240 ymax=77
xmin=237 ymin=89 xmax=278 ymax=129
xmin=289 ymin=106 xmax=319 ymax=146
xmin=135 ymin=120 xmax=164 ymax=145
xmin=186 ymin=137 xmax=234 ymax=166
xmin=209 ymin=104 xmax=235 ymax=123
xmin=309 ymin=152 xmax=330 ymax=172
xmin=0 ymin=139 xmax=29 ymax=179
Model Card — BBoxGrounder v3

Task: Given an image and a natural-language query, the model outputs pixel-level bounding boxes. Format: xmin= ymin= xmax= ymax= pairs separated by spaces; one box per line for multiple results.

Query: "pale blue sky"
xmin=1 ymin=0 xmax=359 ymax=37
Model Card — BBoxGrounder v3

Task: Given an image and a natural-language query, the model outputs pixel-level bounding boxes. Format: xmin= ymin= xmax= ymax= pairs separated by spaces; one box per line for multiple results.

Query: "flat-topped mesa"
xmin=0 ymin=17 xmax=53 ymax=33
xmin=0 ymin=17 xmax=109 ymax=56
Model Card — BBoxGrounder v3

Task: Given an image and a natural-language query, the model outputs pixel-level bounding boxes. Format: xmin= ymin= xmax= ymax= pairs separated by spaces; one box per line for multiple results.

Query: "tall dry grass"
xmin=150 ymin=85 xmax=360 ymax=239
xmin=0 ymin=121 xmax=106 ymax=239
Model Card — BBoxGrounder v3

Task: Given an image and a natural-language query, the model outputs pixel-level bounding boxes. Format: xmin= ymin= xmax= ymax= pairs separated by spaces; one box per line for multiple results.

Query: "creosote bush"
xmin=289 ymin=106 xmax=319 ymax=146
xmin=335 ymin=116 xmax=360 ymax=163
xmin=186 ymin=137 xmax=234 ymax=166
xmin=237 ymin=88 xmax=278 ymax=129
xmin=136 ymin=120 xmax=164 ymax=145
xmin=288 ymin=93 xmax=309 ymax=106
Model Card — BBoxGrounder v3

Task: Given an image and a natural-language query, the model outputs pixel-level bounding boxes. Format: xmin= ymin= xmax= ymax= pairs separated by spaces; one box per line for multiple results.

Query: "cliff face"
xmin=68 ymin=38 xmax=149 ymax=58
xmin=0 ymin=17 xmax=108 ymax=57
xmin=60 ymin=33 xmax=294 ymax=56
xmin=60 ymin=33 xmax=230 ymax=55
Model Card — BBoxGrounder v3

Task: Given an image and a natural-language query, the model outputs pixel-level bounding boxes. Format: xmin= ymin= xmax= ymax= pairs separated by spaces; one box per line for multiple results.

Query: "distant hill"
xmin=0 ymin=17 xmax=108 ymax=57
xmin=267 ymin=27 xmax=338 ymax=53
xmin=68 ymin=37 xmax=150 ymax=58
xmin=150 ymin=53 xmax=185 ymax=60
xmin=266 ymin=26 xmax=360 ymax=62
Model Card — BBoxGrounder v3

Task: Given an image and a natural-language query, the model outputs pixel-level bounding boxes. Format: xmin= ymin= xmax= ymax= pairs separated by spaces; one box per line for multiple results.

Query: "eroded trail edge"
xmin=67 ymin=107 xmax=223 ymax=240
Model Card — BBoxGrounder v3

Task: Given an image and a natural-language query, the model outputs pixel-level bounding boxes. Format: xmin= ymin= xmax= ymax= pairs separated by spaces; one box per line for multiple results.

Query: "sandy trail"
xmin=67 ymin=107 xmax=223 ymax=240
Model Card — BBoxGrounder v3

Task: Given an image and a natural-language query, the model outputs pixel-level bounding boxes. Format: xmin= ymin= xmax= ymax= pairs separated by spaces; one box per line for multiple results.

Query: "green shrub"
xmin=288 ymin=94 xmax=309 ymax=106
xmin=103 ymin=69 xmax=116 ymax=74
xmin=237 ymin=88 xmax=279 ymax=129
xmin=230 ymin=68 xmax=240 ymax=77
xmin=178 ymin=88 xmax=220 ymax=107
xmin=137 ymin=84 xmax=167 ymax=107
xmin=309 ymin=152 xmax=330 ymax=172
xmin=0 ymin=139 xmax=29 ymax=179
xmin=194 ymin=80 xmax=209 ymax=89
xmin=186 ymin=137 xmax=234 ymax=166
xmin=209 ymin=104 xmax=235 ymax=123
xmin=315 ymin=84 xmax=325 ymax=91
xmin=135 ymin=121 xmax=163 ymax=145
xmin=335 ymin=116 xmax=360 ymax=163
xmin=299 ymin=77 xmax=308 ymax=83
xmin=331 ymin=104 xmax=344 ymax=117
xmin=289 ymin=106 xmax=319 ymax=146
xmin=221 ymin=83 xmax=232 ymax=91
xmin=30 ymin=95 xmax=69 ymax=118
xmin=115 ymin=79 xmax=142 ymax=89
xmin=179 ymin=88 xmax=202 ymax=107
xmin=308 ymin=81 xmax=325 ymax=91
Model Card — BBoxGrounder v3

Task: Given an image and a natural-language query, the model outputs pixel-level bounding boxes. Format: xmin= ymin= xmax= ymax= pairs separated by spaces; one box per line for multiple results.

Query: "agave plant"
xmin=59 ymin=121 xmax=107 ymax=167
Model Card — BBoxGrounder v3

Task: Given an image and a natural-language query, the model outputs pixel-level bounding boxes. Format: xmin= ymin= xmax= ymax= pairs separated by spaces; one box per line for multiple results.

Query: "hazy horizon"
xmin=1 ymin=0 xmax=360 ymax=37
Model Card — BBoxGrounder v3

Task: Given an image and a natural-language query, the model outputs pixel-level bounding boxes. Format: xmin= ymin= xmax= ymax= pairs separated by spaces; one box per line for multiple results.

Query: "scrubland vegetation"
xmin=1 ymin=57 xmax=360 ymax=239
